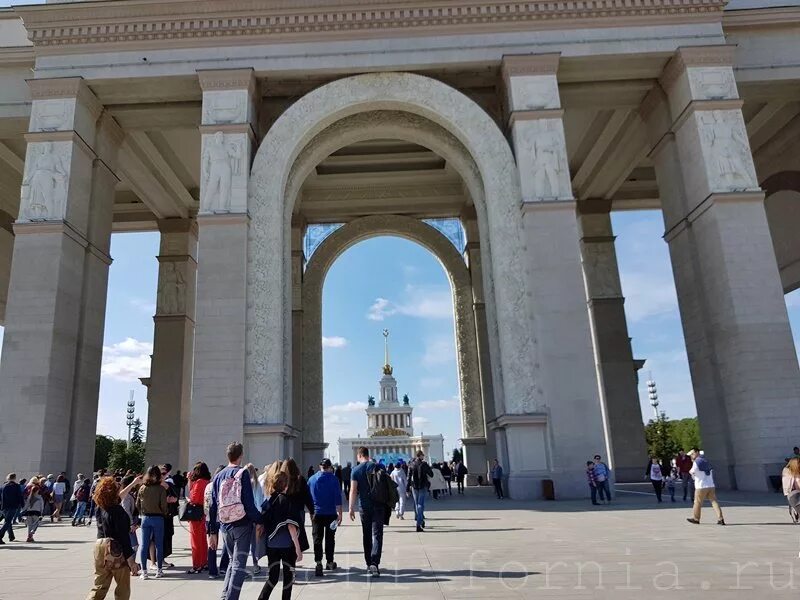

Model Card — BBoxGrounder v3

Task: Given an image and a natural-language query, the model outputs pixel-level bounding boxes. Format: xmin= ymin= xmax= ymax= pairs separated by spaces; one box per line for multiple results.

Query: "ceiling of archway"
xmin=297 ymin=138 xmax=469 ymax=223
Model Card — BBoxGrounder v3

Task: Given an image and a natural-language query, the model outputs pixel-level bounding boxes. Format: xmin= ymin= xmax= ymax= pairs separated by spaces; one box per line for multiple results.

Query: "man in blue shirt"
xmin=349 ymin=447 xmax=385 ymax=577
xmin=208 ymin=442 xmax=262 ymax=600
xmin=308 ymin=458 xmax=343 ymax=576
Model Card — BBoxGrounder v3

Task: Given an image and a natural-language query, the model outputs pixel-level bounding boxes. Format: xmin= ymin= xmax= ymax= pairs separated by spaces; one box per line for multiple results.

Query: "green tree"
xmin=94 ymin=435 xmax=115 ymax=471
xmin=131 ymin=418 xmax=145 ymax=445
xmin=452 ymin=448 xmax=463 ymax=464
xmin=108 ymin=439 xmax=145 ymax=473
xmin=644 ymin=412 xmax=679 ymax=467
xmin=670 ymin=417 xmax=702 ymax=452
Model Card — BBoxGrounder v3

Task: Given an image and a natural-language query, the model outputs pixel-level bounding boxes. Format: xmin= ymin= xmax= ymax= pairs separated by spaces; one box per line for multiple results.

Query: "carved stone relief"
xmin=200 ymin=131 xmax=246 ymax=214
xmin=29 ymin=98 xmax=76 ymax=133
xmin=697 ymin=110 xmax=758 ymax=193
xmin=509 ymin=75 xmax=560 ymax=111
xmin=582 ymin=244 xmax=622 ymax=299
xmin=515 ymin=119 xmax=572 ymax=201
xmin=157 ymin=261 xmax=187 ymax=316
xmin=202 ymin=91 xmax=248 ymax=125
xmin=688 ymin=67 xmax=737 ymax=101
xmin=247 ymin=73 xmax=542 ymax=425
xmin=19 ymin=141 xmax=71 ymax=222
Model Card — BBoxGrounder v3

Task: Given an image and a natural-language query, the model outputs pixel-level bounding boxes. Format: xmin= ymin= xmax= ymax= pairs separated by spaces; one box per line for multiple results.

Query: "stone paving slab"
xmin=1 ymin=486 xmax=799 ymax=599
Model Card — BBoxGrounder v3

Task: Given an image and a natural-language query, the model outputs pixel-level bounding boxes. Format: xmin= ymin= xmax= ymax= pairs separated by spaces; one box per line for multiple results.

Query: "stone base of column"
xmin=489 ymin=413 xmax=549 ymax=500
xmin=460 ymin=437 xmax=487 ymax=486
xmin=302 ymin=442 xmax=329 ymax=470
xmin=733 ymin=461 xmax=784 ymax=492
xmin=244 ymin=424 xmax=299 ymax=469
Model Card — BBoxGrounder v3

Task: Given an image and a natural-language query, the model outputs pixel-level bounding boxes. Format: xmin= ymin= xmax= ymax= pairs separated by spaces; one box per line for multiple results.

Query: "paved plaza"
xmin=2 ymin=486 xmax=799 ymax=599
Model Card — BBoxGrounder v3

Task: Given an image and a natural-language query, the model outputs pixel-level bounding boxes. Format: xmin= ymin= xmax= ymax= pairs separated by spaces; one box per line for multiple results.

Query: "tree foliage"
xmin=670 ymin=417 xmax=702 ymax=452
xmin=108 ymin=439 xmax=146 ymax=474
xmin=452 ymin=448 xmax=463 ymax=464
xmin=644 ymin=412 xmax=679 ymax=467
xmin=94 ymin=435 xmax=115 ymax=471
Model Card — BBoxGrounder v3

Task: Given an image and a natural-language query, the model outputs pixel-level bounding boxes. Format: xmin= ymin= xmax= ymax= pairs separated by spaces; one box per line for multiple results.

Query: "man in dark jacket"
xmin=407 ymin=451 xmax=433 ymax=532
xmin=0 ymin=473 xmax=24 ymax=543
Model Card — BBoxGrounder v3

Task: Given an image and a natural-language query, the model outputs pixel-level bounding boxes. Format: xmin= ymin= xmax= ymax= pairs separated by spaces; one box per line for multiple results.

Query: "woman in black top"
xmin=87 ymin=477 xmax=138 ymax=600
xmin=280 ymin=459 xmax=314 ymax=553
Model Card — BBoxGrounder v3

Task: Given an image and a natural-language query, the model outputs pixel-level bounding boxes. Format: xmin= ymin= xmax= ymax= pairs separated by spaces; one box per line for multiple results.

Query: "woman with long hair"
xmin=86 ymin=477 xmax=138 ymax=599
xmin=52 ymin=474 xmax=67 ymax=521
xmin=187 ymin=462 xmax=212 ymax=574
xmin=782 ymin=457 xmax=800 ymax=524
xmin=22 ymin=478 xmax=44 ymax=542
xmin=135 ymin=465 xmax=167 ymax=580
xmin=245 ymin=463 xmax=264 ymax=575
xmin=257 ymin=467 xmax=303 ymax=600
xmin=280 ymin=459 xmax=313 ymax=557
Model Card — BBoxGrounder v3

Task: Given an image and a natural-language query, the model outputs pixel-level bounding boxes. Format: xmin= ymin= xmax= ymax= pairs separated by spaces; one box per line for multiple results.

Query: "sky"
xmin=0 ymin=210 xmax=798 ymax=463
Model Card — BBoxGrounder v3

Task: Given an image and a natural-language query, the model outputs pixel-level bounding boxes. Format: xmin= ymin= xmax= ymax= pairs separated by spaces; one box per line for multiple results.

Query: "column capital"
xmin=659 ymin=45 xmax=737 ymax=93
xmin=501 ymin=53 xmax=562 ymax=115
xmin=158 ymin=217 xmax=198 ymax=236
xmin=198 ymin=68 xmax=257 ymax=94
xmin=26 ymin=77 xmax=104 ymax=143
xmin=576 ymin=198 xmax=613 ymax=216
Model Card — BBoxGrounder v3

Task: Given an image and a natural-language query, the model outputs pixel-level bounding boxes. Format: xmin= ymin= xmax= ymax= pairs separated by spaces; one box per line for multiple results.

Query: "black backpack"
xmin=367 ymin=467 xmax=397 ymax=507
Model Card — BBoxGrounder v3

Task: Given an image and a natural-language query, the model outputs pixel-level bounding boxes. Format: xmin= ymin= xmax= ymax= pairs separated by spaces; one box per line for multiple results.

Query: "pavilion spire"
xmin=382 ymin=328 xmax=393 ymax=375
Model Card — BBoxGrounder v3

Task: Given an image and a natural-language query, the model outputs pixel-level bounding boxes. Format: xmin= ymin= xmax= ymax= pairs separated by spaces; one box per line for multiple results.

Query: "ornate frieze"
xmin=17 ymin=1 xmax=729 ymax=51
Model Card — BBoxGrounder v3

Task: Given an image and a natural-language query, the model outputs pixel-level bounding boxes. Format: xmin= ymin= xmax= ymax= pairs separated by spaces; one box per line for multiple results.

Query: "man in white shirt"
xmin=686 ymin=448 xmax=725 ymax=526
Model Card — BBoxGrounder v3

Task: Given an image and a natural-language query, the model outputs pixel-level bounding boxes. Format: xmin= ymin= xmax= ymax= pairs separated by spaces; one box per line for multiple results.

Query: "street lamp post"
xmin=126 ymin=391 xmax=136 ymax=448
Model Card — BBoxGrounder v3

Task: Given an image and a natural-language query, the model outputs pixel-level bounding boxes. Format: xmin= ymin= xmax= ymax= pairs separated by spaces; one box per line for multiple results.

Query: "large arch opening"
xmin=300 ymin=215 xmax=487 ymax=471
xmin=246 ymin=73 xmax=541 ymax=488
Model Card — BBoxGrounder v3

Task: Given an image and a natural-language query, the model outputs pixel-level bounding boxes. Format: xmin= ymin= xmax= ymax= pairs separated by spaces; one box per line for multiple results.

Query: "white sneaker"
xmin=155 ymin=570 xmax=164 ymax=579
xmin=140 ymin=571 xmax=149 ymax=581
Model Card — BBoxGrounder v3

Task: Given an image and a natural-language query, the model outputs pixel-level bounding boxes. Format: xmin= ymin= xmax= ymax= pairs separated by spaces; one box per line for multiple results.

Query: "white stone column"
xmin=0 ymin=216 xmax=13 ymax=324
xmin=500 ymin=54 xmax=608 ymax=498
xmin=189 ymin=69 xmax=257 ymax=467
xmin=146 ymin=218 xmax=197 ymax=470
xmin=577 ymin=200 xmax=648 ymax=482
xmin=0 ymin=78 xmax=117 ymax=477
xmin=645 ymin=46 xmax=800 ymax=490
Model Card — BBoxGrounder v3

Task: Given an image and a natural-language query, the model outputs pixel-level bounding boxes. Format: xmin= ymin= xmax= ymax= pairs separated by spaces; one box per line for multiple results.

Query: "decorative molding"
xmin=27 ymin=77 xmax=103 ymax=123
xmin=508 ymin=108 xmax=564 ymax=127
xmin=15 ymin=0 xmax=729 ymax=53
xmin=198 ymin=68 xmax=256 ymax=93
xmin=659 ymin=45 xmax=736 ymax=93
xmin=501 ymin=53 xmax=560 ymax=78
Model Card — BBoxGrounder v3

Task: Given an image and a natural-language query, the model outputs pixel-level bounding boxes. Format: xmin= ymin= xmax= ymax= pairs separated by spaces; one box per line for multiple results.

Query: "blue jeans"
xmin=359 ymin=505 xmax=385 ymax=567
xmin=72 ymin=501 xmax=87 ymax=524
xmin=221 ymin=523 xmax=252 ymax=600
xmin=140 ymin=515 xmax=165 ymax=572
xmin=0 ymin=508 xmax=17 ymax=540
xmin=597 ymin=479 xmax=612 ymax=501
xmin=412 ymin=488 xmax=427 ymax=528
xmin=208 ymin=531 xmax=230 ymax=578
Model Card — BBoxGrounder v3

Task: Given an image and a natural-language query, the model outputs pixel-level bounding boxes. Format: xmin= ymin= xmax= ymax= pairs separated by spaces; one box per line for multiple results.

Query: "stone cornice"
xmin=723 ymin=7 xmax=800 ymax=31
xmin=27 ymin=77 xmax=104 ymax=122
xmin=14 ymin=0 xmax=728 ymax=54
xmin=198 ymin=68 xmax=256 ymax=94
xmin=659 ymin=44 xmax=737 ymax=92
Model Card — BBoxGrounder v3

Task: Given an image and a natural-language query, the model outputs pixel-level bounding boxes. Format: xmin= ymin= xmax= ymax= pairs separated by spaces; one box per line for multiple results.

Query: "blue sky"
xmin=1 ymin=210 xmax=797 ymax=460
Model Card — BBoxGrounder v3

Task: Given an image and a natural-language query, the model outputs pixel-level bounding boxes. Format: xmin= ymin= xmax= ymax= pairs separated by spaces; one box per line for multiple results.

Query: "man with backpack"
xmin=348 ymin=447 xmax=397 ymax=577
xmin=208 ymin=442 xmax=263 ymax=600
xmin=407 ymin=451 xmax=433 ymax=532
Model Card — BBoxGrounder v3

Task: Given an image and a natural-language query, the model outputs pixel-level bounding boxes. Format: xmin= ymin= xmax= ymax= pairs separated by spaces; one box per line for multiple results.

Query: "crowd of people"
xmin=0 ymin=444 xmax=483 ymax=599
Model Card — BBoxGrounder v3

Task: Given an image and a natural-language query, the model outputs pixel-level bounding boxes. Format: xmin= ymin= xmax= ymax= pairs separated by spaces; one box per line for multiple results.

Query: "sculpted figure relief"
xmin=530 ymin=123 xmax=564 ymax=199
xmin=200 ymin=131 xmax=243 ymax=213
xmin=700 ymin=111 xmax=755 ymax=191
xmin=21 ymin=142 xmax=68 ymax=221
xmin=157 ymin=262 xmax=186 ymax=315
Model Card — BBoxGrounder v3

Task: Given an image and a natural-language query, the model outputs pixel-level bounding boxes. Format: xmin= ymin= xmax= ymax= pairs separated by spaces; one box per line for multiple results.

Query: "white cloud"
xmin=328 ymin=401 xmax=366 ymax=414
xmin=413 ymin=416 xmax=430 ymax=427
xmin=366 ymin=285 xmax=453 ymax=322
xmin=322 ymin=336 xmax=348 ymax=348
xmin=416 ymin=398 xmax=459 ymax=410
xmin=101 ymin=337 xmax=153 ymax=382
xmin=367 ymin=298 xmax=395 ymax=321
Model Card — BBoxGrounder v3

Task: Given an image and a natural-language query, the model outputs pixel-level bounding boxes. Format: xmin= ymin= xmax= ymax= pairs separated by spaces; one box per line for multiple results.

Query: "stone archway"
xmin=247 ymin=72 xmax=539 ymax=457
xmin=301 ymin=215 xmax=486 ymax=466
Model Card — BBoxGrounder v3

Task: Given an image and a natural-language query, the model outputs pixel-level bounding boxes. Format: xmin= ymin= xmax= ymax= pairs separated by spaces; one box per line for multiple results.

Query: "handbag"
xmin=179 ymin=501 xmax=204 ymax=522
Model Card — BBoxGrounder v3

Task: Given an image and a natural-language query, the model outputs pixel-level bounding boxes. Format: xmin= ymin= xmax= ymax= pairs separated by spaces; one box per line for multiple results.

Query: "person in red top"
xmin=187 ymin=462 xmax=212 ymax=574
xmin=675 ymin=450 xmax=694 ymax=502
